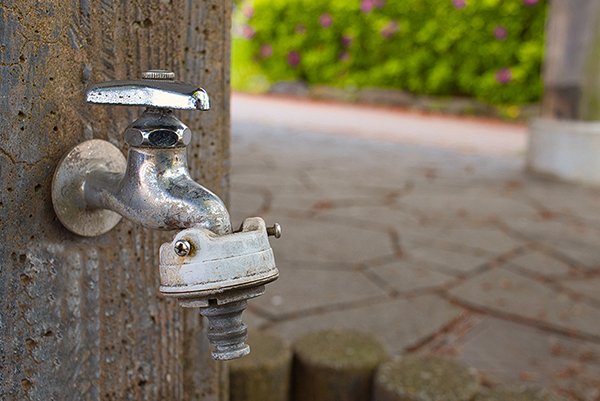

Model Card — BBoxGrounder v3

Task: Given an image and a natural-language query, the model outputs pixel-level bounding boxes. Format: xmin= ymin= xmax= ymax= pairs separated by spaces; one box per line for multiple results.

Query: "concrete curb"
xmin=527 ymin=118 xmax=600 ymax=184
xmin=268 ymin=81 xmax=540 ymax=121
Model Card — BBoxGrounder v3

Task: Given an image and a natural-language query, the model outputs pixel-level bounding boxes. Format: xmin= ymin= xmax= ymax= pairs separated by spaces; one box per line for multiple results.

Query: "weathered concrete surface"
xmin=231 ymin=94 xmax=600 ymax=399
xmin=293 ymin=330 xmax=387 ymax=401
xmin=374 ymin=355 xmax=480 ymax=401
xmin=0 ymin=1 xmax=231 ymax=400
xmin=229 ymin=330 xmax=292 ymax=401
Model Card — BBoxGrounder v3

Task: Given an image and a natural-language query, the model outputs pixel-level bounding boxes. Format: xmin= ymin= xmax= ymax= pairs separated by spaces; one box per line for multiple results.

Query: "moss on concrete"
xmin=294 ymin=329 xmax=387 ymax=370
xmin=293 ymin=329 xmax=387 ymax=401
xmin=374 ymin=354 xmax=480 ymax=401
xmin=229 ymin=330 xmax=292 ymax=401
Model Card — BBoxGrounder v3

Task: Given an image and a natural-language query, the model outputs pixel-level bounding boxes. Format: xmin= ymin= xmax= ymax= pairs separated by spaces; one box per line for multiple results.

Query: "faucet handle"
xmin=85 ymin=70 xmax=210 ymax=110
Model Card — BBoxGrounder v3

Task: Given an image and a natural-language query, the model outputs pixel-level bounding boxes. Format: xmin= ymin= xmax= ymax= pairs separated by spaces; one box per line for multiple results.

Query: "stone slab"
xmin=475 ymin=387 xmax=566 ymax=401
xmin=232 ymin=97 xmax=600 ymax=401
xmin=504 ymin=218 xmax=600 ymax=270
xmin=433 ymin=226 xmax=522 ymax=255
xmin=319 ymin=205 xmax=422 ymax=232
xmin=265 ymin=215 xmax=396 ymax=266
xmin=561 ymin=277 xmax=600 ymax=304
xmin=408 ymin=246 xmax=491 ymax=276
xmin=426 ymin=316 xmax=600 ymax=400
xmin=509 ymin=250 xmax=572 ymax=277
xmin=269 ymin=192 xmax=388 ymax=217
xmin=268 ymin=295 xmax=463 ymax=355
xmin=252 ymin=268 xmax=388 ymax=317
xmin=367 ymin=259 xmax=456 ymax=294
xmin=521 ymin=182 xmax=600 ymax=227
xmin=230 ymin=187 xmax=269 ymax=223
xmin=449 ymin=268 xmax=600 ymax=339
xmin=401 ymin=190 xmax=538 ymax=223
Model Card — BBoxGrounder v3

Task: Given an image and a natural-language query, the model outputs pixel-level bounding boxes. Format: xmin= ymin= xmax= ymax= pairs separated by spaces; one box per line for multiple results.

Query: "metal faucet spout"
xmin=84 ymin=146 xmax=232 ymax=235
xmin=51 ymin=71 xmax=280 ymax=361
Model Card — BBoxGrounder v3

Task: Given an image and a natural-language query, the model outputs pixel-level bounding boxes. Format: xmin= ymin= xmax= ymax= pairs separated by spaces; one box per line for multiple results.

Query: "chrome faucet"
xmin=52 ymin=70 xmax=280 ymax=360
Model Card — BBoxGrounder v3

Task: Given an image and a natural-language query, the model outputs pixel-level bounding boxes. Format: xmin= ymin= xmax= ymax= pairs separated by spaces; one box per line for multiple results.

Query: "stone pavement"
xmin=230 ymin=93 xmax=600 ymax=401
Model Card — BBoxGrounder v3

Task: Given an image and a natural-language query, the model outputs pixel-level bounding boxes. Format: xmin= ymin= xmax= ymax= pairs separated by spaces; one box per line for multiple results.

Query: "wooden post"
xmin=0 ymin=1 xmax=231 ymax=400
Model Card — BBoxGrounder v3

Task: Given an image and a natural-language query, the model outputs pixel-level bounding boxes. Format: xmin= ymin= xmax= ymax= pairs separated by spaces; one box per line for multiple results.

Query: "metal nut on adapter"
xmin=174 ymin=239 xmax=192 ymax=256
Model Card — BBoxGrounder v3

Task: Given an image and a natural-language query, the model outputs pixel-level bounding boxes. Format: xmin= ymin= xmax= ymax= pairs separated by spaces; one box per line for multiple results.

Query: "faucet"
xmin=51 ymin=70 xmax=280 ymax=360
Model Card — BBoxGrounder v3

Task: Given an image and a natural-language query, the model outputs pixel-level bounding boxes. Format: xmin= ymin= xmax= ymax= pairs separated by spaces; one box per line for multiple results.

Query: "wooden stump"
xmin=229 ymin=330 xmax=292 ymax=401
xmin=292 ymin=330 xmax=387 ymax=401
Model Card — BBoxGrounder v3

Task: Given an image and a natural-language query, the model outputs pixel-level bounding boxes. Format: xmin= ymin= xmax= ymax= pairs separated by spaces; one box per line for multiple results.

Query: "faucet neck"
xmin=127 ymin=146 xmax=190 ymax=177
xmin=80 ymin=110 xmax=232 ymax=234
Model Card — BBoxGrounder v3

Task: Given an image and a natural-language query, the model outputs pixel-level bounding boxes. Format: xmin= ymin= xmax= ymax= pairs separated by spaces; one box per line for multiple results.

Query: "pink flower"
xmin=288 ymin=51 xmax=300 ymax=67
xmin=361 ymin=0 xmax=374 ymax=13
xmin=241 ymin=25 xmax=255 ymax=39
xmin=523 ymin=0 xmax=538 ymax=5
xmin=381 ymin=21 xmax=399 ymax=38
xmin=341 ymin=35 xmax=353 ymax=47
xmin=295 ymin=24 xmax=306 ymax=34
xmin=494 ymin=26 xmax=508 ymax=40
xmin=260 ymin=44 xmax=272 ymax=58
xmin=496 ymin=68 xmax=512 ymax=84
xmin=339 ymin=51 xmax=350 ymax=62
xmin=453 ymin=0 xmax=466 ymax=9
xmin=242 ymin=6 xmax=254 ymax=18
xmin=319 ymin=13 xmax=333 ymax=28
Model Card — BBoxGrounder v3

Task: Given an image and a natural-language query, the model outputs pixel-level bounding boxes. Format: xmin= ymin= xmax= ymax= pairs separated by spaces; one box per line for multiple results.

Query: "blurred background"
xmin=228 ymin=1 xmax=600 ymax=400
xmin=232 ymin=0 xmax=545 ymax=118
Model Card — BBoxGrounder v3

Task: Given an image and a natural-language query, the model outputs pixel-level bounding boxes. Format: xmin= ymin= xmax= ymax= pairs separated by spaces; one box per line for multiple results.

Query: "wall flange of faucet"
xmin=52 ymin=139 xmax=127 ymax=236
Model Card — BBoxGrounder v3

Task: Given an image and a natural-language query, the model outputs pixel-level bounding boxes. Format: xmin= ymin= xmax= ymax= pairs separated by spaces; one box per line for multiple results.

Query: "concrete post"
xmin=0 ymin=1 xmax=231 ymax=400
xmin=292 ymin=330 xmax=387 ymax=401
xmin=527 ymin=0 xmax=600 ymax=183
xmin=229 ymin=331 xmax=292 ymax=401
xmin=374 ymin=355 xmax=480 ymax=401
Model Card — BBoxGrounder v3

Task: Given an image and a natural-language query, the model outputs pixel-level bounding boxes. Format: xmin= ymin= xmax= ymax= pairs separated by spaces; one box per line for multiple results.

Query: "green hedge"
xmin=232 ymin=0 xmax=547 ymax=106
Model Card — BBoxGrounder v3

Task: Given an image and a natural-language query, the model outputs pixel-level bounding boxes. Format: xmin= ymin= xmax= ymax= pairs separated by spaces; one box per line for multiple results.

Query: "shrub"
xmin=232 ymin=0 xmax=547 ymax=106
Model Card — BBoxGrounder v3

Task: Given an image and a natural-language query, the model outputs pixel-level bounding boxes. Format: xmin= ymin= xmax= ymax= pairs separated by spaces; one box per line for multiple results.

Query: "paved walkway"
xmin=230 ymin=93 xmax=600 ymax=400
